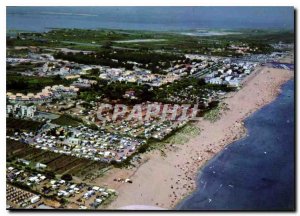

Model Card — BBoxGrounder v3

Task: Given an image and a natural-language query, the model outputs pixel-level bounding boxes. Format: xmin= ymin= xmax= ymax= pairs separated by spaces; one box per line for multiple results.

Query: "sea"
xmin=6 ymin=7 xmax=294 ymax=32
xmin=176 ymin=79 xmax=295 ymax=210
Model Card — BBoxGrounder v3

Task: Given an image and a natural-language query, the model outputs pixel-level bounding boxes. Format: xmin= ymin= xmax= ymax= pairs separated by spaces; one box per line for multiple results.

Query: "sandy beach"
xmin=93 ymin=62 xmax=294 ymax=210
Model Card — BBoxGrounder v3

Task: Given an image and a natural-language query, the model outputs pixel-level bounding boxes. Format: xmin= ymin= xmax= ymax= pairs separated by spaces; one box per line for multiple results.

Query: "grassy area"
xmin=7 ymin=28 xmax=168 ymax=49
xmin=165 ymin=124 xmax=201 ymax=144
xmin=82 ymin=166 xmax=112 ymax=181
xmin=101 ymin=193 xmax=118 ymax=209
xmin=6 ymin=48 xmax=32 ymax=58
xmin=203 ymin=102 xmax=229 ymax=122
xmin=51 ymin=114 xmax=83 ymax=126
xmin=7 ymin=28 xmax=293 ymax=55
xmin=147 ymin=123 xmax=201 ymax=157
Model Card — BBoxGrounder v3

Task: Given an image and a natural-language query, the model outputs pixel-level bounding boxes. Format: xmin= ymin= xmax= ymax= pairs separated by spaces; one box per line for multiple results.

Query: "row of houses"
xmin=99 ymin=67 xmax=182 ymax=87
xmin=72 ymin=78 xmax=98 ymax=89
xmin=7 ymin=85 xmax=79 ymax=104
xmin=204 ymin=62 xmax=256 ymax=87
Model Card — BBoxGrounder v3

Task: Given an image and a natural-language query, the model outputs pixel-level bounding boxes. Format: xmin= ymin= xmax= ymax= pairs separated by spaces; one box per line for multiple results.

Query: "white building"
xmin=30 ymin=195 xmax=41 ymax=204
xmin=228 ymin=78 xmax=241 ymax=87
xmin=67 ymin=137 xmax=81 ymax=145
xmin=209 ymin=77 xmax=223 ymax=85
xmin=6 ymin=105 xmax=13 ymax=116
xmin=226 ymin=69 xmax=233 ymax=75
xmin=6 ymin=104 xmax=36 ymax=118
xmin=225 ymin=76 xmax=233 ymax=82
xmin=21 ymin=106 xmax=36 ymax=118
xmin=36 ymin=163 xmax=47 ymax=169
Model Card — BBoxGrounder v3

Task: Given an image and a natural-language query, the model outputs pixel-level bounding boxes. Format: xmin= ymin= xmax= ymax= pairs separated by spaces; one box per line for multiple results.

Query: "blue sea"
xmin=176 ymin=79 xmax=295 ymax=210
xmin=6 ymin=7 xmax=294 ymax=32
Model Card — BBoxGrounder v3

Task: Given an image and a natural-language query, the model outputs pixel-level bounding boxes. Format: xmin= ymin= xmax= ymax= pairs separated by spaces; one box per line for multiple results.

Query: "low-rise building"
xmin=7 ymin=85 xmax=79 ymax=104
xmin=209 ymin=77 xmax=223 ymax=85
xmin=7 ymin=104 xmax=36 ymax=118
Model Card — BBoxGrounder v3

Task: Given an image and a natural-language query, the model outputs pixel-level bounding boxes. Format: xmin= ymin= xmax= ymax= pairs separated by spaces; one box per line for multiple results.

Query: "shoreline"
xmin=176 ymin=78 xmax=294 ymax=210
xmin=172 ymin=79 xmax=294 ymax=210
xmin=174 ymin=65 xmax=294 ymax=209
xmin=97 ymin=64 xmax=294 ymax=210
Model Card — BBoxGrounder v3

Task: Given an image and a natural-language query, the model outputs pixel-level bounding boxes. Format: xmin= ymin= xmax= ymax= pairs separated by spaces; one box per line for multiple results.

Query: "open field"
xmin=51 ymin=114 xmax=83 ymax=126
xmin=7 ymin=28 xmax=294 ymax=55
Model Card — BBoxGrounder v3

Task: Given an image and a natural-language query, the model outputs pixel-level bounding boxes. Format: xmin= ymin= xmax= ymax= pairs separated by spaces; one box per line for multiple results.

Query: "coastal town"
xmin=6 ymin=22 xmax=294 ymax=210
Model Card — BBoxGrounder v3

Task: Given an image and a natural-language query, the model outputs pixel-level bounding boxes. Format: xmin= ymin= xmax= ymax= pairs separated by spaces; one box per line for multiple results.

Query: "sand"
xmin=94 ymin=64 xmax=294 ymax=210
xmin=117 ymin=205 xmax=166 ymax=210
